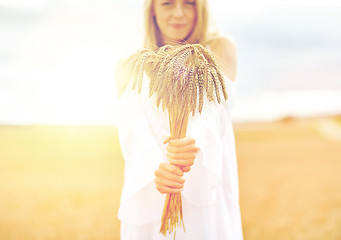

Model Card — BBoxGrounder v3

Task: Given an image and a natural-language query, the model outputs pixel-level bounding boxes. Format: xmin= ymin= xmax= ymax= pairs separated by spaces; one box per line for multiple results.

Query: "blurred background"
xmin=0 ymin=0 xmax=340 ymax=239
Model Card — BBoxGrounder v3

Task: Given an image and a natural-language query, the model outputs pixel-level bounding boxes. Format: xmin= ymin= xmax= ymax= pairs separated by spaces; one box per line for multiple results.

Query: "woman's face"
xmin=153 ymin=0 xmax=197 ymax=45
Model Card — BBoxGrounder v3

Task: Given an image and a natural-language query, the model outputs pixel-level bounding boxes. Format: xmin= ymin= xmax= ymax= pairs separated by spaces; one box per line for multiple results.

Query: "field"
xmin=0 ymin=117 xmax=340 ymax=239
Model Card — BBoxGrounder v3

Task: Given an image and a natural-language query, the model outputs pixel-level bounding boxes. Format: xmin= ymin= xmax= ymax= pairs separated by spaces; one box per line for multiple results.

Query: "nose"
xmin=173 ymin=3 xmax=184 ymax=18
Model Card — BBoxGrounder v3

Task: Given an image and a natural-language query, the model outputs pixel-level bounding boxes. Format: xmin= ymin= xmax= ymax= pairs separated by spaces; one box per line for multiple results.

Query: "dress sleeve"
xmin=117 ymin=88 xmax=166 ymax=225
xmin=182 ymin=76 xmax=237 ymax=207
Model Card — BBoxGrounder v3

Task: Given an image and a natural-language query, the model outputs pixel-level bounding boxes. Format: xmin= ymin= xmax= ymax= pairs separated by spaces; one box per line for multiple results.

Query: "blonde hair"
xmin=143 ymin=0 xmax=212 ymax=50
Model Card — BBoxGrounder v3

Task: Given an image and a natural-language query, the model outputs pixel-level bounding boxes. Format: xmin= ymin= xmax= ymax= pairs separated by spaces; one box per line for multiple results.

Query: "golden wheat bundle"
xmin=125 ymin=43 xmax=227 ymax=238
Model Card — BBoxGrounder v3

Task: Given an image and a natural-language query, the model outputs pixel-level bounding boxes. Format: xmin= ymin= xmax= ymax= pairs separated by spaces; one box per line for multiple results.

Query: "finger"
xmin=160 ymin=162 xmax=184 ymax=176
xmin=155 ymin=185 xmax=183 ymax=194
xmin=154 ymin=177 xmax=184 ymax=189
xmin=182 ymin=166 xmax=191 ymax=172
xmin=154 ymin=168 xmax=185 ymax=184
xmin=168 ymin=158 xmax=194 ymax=167
xmin=167 ymin=152 xmax=197 ymax=161
xmin=167 ymin=144 xmax=199 ymax=154
xmin=169 ymin=137 xmax=195 ymax=147
xmin=163 ymin=136 xmax=171 ymax=144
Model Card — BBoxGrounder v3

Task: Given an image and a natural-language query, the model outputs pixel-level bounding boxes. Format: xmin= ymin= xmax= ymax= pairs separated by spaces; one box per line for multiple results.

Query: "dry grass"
xmin=0 ymin=126 xmax=124 ymax=240
xmin=124 ymin=44 xmax=226 ymax=114
xmin=0 ymin=117 xmax=340 ymax=239
xmin=235 ymin=118 xmax=341 ymax=240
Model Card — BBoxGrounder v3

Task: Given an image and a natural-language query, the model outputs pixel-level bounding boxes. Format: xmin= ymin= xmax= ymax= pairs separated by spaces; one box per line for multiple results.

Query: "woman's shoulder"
xmin=208 ymin=34 xmax=236 ymax=51
xmin=206 ymin=34 xmax=237 ymax=81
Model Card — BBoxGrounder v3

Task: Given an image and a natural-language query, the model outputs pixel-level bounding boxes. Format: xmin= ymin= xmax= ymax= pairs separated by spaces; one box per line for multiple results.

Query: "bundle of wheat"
xmin=125 ymin=43 xmax=227 ymax=238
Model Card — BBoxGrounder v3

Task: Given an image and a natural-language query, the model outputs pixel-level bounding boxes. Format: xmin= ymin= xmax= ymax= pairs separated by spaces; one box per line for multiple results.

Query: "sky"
xmin=0 ymin=0 xmax=340 ymax=124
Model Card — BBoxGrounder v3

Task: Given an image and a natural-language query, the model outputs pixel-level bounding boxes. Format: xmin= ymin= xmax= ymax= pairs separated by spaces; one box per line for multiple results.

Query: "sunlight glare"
xmin=12 ymin=2 xmax=143 ymax=125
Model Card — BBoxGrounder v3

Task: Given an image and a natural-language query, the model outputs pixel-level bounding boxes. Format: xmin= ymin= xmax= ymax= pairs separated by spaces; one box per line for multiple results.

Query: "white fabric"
xmin=117 ymin=74 xmax=243 ymax=240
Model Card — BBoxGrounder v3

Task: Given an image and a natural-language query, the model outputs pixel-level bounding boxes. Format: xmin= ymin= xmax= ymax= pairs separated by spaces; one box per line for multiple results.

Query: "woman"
xmin=117 ymin=0 xmax=242 ymax=239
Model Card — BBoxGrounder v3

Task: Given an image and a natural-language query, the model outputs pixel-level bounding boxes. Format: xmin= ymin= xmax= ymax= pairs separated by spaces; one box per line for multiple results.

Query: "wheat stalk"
xmin=125 ymin=44 xmax=228 ymax=238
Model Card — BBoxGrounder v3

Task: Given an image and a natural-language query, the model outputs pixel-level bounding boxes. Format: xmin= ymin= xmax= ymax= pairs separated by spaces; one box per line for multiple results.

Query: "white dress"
xmin=117 ymin=74 xmax=243 ymax=240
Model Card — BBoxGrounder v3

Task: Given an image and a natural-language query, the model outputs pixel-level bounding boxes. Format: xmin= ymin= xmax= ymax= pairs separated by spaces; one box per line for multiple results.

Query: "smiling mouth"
xmin=170 ymin=24 xmax=186 ymax=29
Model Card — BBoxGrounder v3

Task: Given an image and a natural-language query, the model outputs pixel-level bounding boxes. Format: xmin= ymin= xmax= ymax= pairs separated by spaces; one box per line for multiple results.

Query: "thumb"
xmin=163 ymin=136 xmax=171 ymax=144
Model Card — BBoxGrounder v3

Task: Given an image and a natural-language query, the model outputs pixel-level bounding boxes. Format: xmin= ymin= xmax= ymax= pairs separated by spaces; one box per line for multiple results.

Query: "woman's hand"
xmin=154 ymin=136 xmax=199 ymax=194
xmin=154 ymin=162 xmax=185 ymax=194
xmin=166 ymin=137 xmax=199 ymax=172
